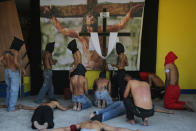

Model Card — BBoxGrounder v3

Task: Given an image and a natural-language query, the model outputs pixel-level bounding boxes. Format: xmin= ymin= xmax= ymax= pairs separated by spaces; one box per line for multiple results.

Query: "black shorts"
xmin=31 ymin=105 xmax=54 ymax=129
xmin=124 ymin=97 xmax=154 ymax=120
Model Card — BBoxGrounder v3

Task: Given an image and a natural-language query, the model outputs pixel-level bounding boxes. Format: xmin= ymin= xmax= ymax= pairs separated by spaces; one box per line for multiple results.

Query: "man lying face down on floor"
xmin=16 ymin=99 xmax=72 ymax=130
xmin=41 ymin=120 xmax=140 ymax=131
xmin=70 ymin=64 xmax=92 ymax=111
xmin=93 ymin=71 xmax=113 ymax=108
xmin=123 ymin=73 xmax=154 ymax=126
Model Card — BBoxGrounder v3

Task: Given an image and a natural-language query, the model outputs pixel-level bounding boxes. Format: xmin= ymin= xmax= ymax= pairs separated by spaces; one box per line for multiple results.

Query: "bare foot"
xmin=185 ymin=102 xmax=195 ymax=112
xmin=127 ymin=120 xmax=135 ymax=125
xmin=98 ymin=100 xmax=101 ymax=108
xmin=89 ymin=112 xmax=96 ymax=119
xmin=102 ymin=100 xmax=106 ymax=108
xmin=73 ymin=103 xmax=77 ymax=111
xmin=143 ymin=118 xmax=148 ymax=126
xmin=77 ymin=103 xmax=81 ymax=111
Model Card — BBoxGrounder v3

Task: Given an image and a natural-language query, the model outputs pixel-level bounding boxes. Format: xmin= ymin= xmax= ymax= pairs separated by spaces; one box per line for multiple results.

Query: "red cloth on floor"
xmin=164 ymin=51 xmax=178 ymax=65
xmin=139 ymin=72 xmax=151 ymax=81
xmin=164 ymin=85 xmax=185 ymax=109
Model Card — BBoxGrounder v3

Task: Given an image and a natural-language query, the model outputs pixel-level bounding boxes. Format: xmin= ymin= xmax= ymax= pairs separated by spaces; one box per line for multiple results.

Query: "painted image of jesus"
xmin=40 ymin=0 xmax=144 ymax=70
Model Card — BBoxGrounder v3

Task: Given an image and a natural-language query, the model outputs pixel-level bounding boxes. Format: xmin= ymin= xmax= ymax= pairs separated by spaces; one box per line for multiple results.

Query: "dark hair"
xmin=116 ymin=42 xmax=125 ymax=55
xmin=99 ymin=71 xmax=106 ymax=78
xmin=81 ymin=10 xmax=98 ymax=32
xmin=45 ymin=42 xmax=55 ymax=53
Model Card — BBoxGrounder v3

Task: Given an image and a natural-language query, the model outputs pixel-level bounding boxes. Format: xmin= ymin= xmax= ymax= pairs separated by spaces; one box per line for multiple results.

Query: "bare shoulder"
xmin=165 ymin=63 xmax=172 ymax=69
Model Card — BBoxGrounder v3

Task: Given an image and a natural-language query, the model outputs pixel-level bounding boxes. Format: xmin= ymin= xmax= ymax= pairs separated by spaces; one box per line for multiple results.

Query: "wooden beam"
xmin=40 ymin=2 xmax=144 ymax=18
xmin=79 ymin=32 xmax=132 ymax=36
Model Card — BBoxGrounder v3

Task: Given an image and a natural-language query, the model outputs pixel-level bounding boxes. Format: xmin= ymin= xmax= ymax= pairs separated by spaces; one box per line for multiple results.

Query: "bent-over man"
xmin=139 ymin=72 xmax=165 ymax=99
xmin=123 ymin=74 xmax=154 ymax=126
xmin=19 ymin=99 xmax=71 ymax=130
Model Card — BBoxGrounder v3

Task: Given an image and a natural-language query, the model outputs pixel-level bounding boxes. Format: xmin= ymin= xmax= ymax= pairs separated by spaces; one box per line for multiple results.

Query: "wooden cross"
xmin=79 ymin=8 xmax=133 ymax=69
xmin=40 ymin=0 xmax=144 ymax=69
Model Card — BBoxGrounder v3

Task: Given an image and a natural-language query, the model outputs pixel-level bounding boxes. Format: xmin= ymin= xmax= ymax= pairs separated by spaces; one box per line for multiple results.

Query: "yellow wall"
xmin=156 ymin=0 xmax=196 ymax=89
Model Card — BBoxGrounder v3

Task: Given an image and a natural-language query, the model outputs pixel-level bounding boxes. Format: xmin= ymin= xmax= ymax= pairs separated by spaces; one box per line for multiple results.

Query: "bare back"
xmin=70 ymin=75 xmax=88 ymax=96
xmin=41 ymin=101 xmax=58 ymax=109
xmin=78 ymin=121 xmax=102 ymax=131
xmin=165 ymin=63 xmax=179 ymax=86
xmin=149 ymin=74 xmax=164 ymax=87
xmin=125 ymin=80 xmax=152 ymax=109
xmin=1 ymin=50 xmax=19 ymax=71
xmin=95 ymin=78 xmax=110 ymax=93
xmin=117 ymin=53 xmax=128 ymax=69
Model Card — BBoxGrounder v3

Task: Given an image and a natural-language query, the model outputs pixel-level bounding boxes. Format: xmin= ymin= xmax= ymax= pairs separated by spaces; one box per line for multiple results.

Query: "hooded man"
xmin=67 ymin=39 xmax=82 ymax=74
xmin=69 ymin=64 xmax=92 ymax=111
xmin=35 ymin=42 xmax=57 ymax=103
xmin=164 ymin=51 xmax=194 ymax=111
xmin=0 ymin=36 xmax=25 ymax=111
xmin=139 ymin=72 xmax=165 ymax=99
xmin=112 ymin=42 xmax=128 ymax=100
xmin=93 ymin=71 xmax=112 ymax=108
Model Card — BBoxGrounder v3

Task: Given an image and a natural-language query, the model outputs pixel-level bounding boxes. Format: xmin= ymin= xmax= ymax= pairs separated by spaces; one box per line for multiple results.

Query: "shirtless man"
xmin=139 ymin=72 xmax=165 ymax=99
xmin=35 ymin=42 xmax=57 ymax=103
xmin=42 ymin=3 xmax=143 ymax=69
xmin=164 ymin=51 xmax=194 ymax=111
xmin=0 ymin=37 xmax=25 ymax=112
xmin=42 ymin=120 xmax=140 ymax=131
xmin=67 ymin=39 xmax=82 ymax=74
xmin=93 ymin=71 xmax=112 ymax=108
xmin=16 ymin=100 xmax=71 ymax=130
xmin=112 ymin=42 xmax=128 ymax=100
xmin=123 ymin=74 xmax=154 ymax=126
xmin=70 ymin=64 xmax=92 ymax=111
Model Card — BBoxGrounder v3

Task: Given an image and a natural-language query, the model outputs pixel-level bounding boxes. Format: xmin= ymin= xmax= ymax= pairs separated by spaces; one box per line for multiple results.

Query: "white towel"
xmin=89 ymin=32 xmax=119 ymax=59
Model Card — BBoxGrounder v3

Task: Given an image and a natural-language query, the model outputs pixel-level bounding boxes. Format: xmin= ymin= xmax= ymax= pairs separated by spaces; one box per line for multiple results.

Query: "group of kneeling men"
xmin=0 ymin=38 xmax=194 ymax=131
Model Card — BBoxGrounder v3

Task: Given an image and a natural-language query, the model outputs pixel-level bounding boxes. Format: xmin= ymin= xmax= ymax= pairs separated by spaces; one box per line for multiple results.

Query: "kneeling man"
xmin=93 ymin=71 xmax=113 ymax=108
xmin=70 ymin=64 xmax=92 ymax=111
xmin=123 ymin=74 xmax=154 ymax=126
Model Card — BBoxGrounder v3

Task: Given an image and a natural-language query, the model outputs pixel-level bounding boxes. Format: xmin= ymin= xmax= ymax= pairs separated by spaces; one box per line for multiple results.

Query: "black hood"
xmin=70 ymin=64 xmax=86 ymax=77
xmin=99 ymin=71 xmax=106 ymax=78
xmin=116 ymin=42 xmax=125 ymax=55
xmin=10 ymin=36 xmax=24 ymax=51
xmin=67 ymin=39 xmax=78 ymax=54
xmin=45 ymin=42 xmax=55 ymax=53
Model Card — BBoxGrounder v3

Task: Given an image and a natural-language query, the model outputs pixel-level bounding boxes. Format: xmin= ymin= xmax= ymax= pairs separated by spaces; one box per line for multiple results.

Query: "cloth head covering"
xmin=99 ymin=71 xmax=106 ymax=78
xmin=10 ymin=36 xmax=24 ymax=51
xmin=45 ymin=42 xmax=55 ymax=53
xmin=139 ymin=72 xmax=151 ymax=81
xmin=67 ymin=39 xmax=78 ymax=54
xmin=70 ymin=64 xmax=86 ymax=77
xmin=165 ymin=51 xmax=178 ymax=65
xmin=70 ymin=125 xmax=77 ymax=131
xmin=116 ymin=42 xmax=124 ymax=55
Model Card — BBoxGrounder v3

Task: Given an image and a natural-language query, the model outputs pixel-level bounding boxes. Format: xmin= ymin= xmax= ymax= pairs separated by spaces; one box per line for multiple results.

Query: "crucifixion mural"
xmin=40 ymin=0 xmax=145 ymax=71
